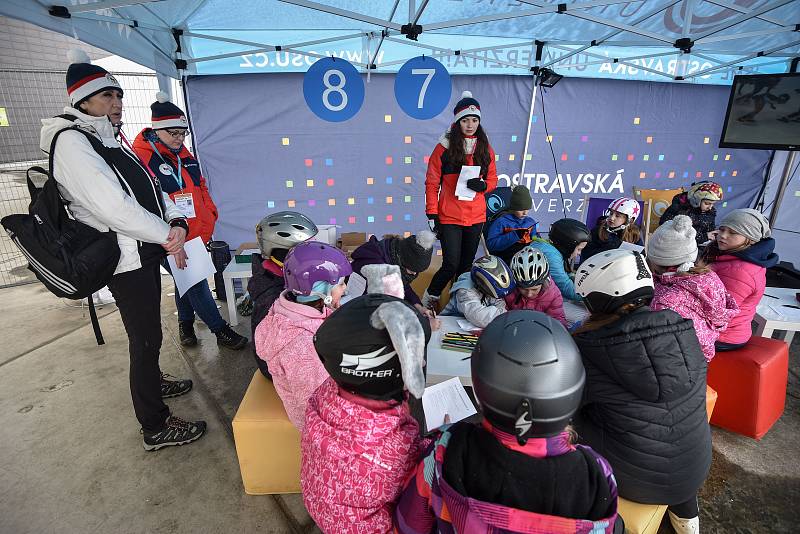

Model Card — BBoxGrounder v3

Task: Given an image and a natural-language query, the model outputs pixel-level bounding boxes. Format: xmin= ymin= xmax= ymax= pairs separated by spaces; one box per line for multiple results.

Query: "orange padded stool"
xmin=705 ymin=385 xmax=717 ymax=422
xmin=707 ymin=337 xmax=788 ymax=439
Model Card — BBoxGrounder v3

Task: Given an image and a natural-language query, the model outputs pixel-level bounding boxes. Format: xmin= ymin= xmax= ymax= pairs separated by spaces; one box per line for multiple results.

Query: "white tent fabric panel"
xmin=1 ymin=0 xmax=798 ymax=80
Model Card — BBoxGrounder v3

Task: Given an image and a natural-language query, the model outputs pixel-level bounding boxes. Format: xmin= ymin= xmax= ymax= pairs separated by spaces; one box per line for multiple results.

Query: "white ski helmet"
xmin=575 ymin=249 xmax=654 ymax=314
xmin=606 ymin=197 xmax=641 ymax=228
xmin=510 ymin=246 xmax=550 ymax=288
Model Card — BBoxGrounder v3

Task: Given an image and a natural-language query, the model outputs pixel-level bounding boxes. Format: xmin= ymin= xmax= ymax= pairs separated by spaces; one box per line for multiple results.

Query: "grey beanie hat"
xmin=647 ymin=215 xmax=698 ymax=267
xmin=720 ymin=208 xmax=771 ymax=243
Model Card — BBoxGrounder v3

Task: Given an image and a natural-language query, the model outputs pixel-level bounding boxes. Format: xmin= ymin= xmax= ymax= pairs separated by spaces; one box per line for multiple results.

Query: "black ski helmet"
xmin=313 ymin=293 xmax=431 ymax=402
xmin=471 ymin=310 xmax=585 ymax=444
xmin=548 ymin=218 xmax=590 ymax=259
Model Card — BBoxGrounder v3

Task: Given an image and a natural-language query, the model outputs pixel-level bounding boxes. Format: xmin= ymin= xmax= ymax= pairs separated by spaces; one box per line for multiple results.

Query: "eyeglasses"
xmin=165 ymin=129 xmax=189 ymax=138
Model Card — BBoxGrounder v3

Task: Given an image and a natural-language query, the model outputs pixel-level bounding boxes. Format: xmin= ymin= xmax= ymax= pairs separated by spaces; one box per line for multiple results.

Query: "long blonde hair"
xmin=649 ymin=260 xmax=711 ymax=277
xmin=599 ymin=217 xmax=641 ymax=245
xmin=573 ymin=302 xmax=645 ymax=334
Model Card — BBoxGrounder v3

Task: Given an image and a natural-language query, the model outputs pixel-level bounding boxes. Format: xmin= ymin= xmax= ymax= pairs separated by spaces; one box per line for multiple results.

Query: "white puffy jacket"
xmin=40 ymin=107 xmax=184 ymax=275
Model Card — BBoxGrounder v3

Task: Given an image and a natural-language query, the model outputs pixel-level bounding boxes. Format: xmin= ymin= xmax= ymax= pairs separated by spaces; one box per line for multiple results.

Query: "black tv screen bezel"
xmin=719 ymin=72 xmax=800 ymax=151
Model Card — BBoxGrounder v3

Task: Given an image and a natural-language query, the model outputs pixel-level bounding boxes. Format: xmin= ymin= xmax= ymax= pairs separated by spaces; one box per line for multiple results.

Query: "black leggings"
xmin=428 ymin=222 xmax=484 ymax=297
xmin=107 ymin=263 xmax=170 ymax=434
xmin=669 ymin=496 xmax=699 ymax=518
xmin=715 ymin=340 xmax=747 ymax=351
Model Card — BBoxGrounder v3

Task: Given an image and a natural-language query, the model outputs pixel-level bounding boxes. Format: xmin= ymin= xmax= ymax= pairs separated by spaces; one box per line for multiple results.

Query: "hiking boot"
xmin=142 ymin=415 xmax=206 ymax=451
xmin=161 ymin=373 xmax=193 ymax=398
xmin=178 ymin=320 xmax=197 ymax=347
xmin=215 ymin=324 xmax=248 ymax=350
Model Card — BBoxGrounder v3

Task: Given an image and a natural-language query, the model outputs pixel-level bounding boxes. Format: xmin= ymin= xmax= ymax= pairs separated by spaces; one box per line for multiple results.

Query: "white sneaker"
xmin=668 ymin=511 xmax=699 ymax=534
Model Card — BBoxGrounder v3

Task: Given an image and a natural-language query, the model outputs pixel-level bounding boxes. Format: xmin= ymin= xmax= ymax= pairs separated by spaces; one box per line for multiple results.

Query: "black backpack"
xmin=1 ymin=125 xmax=126 ymax=345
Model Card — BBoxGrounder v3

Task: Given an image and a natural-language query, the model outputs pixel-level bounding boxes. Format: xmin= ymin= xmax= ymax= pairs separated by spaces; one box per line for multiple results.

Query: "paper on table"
xmin=455 ymin=165 xmax=481 ymax=201
xmin=457 ymin=318 xmax=481 ymax=332
xmin=619 ymin=241 xmax=645 ymax=253
xmin=768 ymin=304 xmax=800 ymax=321
xmin=167 ymin=237 xmax=217 ymax=298
xmin=422 ymin=377 xmax=477 ymax=431
xmin=346 ymin=272 xmax=366 ymax=298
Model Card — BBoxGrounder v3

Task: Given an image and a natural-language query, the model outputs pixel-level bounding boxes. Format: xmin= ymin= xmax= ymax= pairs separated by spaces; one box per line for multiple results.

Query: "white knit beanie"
xmin=647 ymin=215 xmax=698 ymax=270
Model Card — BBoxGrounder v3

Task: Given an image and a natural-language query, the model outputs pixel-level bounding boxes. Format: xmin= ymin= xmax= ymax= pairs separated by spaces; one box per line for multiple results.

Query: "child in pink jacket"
xmin=504 ymin=246 xmax=567 ymax=326
xmin=254 ymin=241 xmax=351 ymax=430
xmin=647 ymin=215 xmax=738 ymax=361
xmin=301 ymin=265 xmax=432 ymax=534
xmin=706 ymin=209 xmax=778 ymax=350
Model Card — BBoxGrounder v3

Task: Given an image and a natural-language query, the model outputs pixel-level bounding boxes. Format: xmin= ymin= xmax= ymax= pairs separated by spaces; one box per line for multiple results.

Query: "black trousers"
xmin=107 ymin=262 xmax=169 ymax=433
xmin=669 ymin=496 xmax=699 ymax=518
xmin=428 ymin=222 xmax=484 ymax=297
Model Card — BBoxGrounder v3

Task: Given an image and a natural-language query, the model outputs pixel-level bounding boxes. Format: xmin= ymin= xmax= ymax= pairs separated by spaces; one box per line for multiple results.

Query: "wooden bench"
xmin=232 ymin=371 xmax=301 ymax=494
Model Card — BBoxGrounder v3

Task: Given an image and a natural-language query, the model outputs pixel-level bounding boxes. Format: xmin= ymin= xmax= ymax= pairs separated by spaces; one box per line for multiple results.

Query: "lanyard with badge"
xmin=147 ymin=138 xmax=196 ymax=219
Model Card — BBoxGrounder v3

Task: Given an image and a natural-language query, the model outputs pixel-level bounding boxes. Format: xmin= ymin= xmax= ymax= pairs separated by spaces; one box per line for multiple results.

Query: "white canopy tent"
xmin=3 ymin=0 xmax=799 ymax=263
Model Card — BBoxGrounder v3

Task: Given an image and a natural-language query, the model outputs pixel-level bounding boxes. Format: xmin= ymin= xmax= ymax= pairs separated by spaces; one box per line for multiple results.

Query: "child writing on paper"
xmin=301 ymin=264 xmax=432 ymax=534
xmin=529 ymin=218 xmax=590 ymax=302
xmin=395 ymin=311 xmax=621 ymax=533
xmin=505 ymin=246 xmax=567 ymax=326
xmin=660 ymin=181 xmax=723 ymax=248
xmin=254 ymin=241 xmax=351 ymax=431
xmin=580 ymin=197 xmax=643 ymax=264
xmin=440 ymin=255 xmax=515 ymax=328
xmin=486 ymin=185 xmax=539 ymax=265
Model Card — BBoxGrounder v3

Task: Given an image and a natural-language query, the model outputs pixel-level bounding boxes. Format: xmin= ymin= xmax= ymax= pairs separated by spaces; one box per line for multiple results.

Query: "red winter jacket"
xmin=132 ymin=129 xmax=218 ymax=243
xmin=425 ymin=133 xmax=497 ymax=226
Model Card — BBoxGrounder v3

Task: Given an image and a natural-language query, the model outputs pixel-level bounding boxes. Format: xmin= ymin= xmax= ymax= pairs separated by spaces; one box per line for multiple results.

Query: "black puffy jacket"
xmin=247 ymin=253 xmax=285 ymax=378
xmin=572 ymin=307 xmax=711 ymax=506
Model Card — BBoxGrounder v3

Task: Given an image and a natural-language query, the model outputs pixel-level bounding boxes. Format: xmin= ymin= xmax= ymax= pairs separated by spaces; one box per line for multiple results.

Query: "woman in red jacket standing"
xmin=133 ymin=92 xmax=247 ymax=350
xmin=423 ymin=91 xmax=497 ymax=309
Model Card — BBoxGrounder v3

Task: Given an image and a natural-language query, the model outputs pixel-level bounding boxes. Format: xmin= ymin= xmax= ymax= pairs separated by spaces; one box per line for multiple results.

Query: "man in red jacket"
xmin=133 ymin=92 xmax=247 ymax=350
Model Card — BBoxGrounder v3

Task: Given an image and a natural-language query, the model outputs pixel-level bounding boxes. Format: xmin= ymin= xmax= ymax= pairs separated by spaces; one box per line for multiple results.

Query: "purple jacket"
xmin=651 ymin=271 xmax=739 ymax=361
xmin=350 ymin=236 xmax=422 ymax=306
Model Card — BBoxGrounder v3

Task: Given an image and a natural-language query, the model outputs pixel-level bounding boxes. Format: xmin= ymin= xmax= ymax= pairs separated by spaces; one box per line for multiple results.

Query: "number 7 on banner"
xmin=411 ymin=68 xmax=436 ymax=109
xmin=395 ymin=56 xmax=451 ymax=120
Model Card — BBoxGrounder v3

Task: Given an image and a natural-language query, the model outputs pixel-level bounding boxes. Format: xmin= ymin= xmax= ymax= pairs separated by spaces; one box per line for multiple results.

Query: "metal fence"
xmin=0 ymin=69 xmax=185 ymax=288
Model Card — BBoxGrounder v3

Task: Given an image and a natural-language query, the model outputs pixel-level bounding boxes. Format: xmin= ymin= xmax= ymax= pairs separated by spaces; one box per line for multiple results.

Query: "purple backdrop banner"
xmin=186 ymin=73 xmax=770 ymax=248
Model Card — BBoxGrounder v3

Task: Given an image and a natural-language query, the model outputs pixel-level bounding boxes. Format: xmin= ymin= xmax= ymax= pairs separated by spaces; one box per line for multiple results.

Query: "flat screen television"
xmin=719 ymin=73 xmax=800 ymax=150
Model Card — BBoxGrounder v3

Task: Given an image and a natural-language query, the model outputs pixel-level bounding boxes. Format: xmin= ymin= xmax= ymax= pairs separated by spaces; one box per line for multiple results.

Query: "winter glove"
xmin=466 ymin=178 xmax=487 ymax=192
xmin=427 ymin=214 xmax=441 ymax=235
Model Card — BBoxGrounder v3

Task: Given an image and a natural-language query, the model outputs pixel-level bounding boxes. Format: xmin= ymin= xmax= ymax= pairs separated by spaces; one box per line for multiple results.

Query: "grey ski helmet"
xmin=256 ymin=211 xmax=318 ymax=260
xmin=471 ymin=310 xmax=585 ymax=444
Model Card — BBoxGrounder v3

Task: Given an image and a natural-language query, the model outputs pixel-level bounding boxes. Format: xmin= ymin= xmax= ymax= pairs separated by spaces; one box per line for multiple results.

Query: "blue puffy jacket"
xmin=486 ymin=212 xmax=538 ymax=254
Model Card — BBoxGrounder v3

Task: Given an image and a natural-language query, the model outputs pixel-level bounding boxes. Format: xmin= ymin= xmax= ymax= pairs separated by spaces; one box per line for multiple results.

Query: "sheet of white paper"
xmin=167 ymin=237 xmax=217 ymax=298
xmin=422 ymin=377 xmax=477 ymax=431
xmin=346 ymin=272 xmax=366 ymax=298
xmin=768 ymin=303 xmax=800 ymax=321
xmin=619 ymin=241 xmax=645 ymax=253
xmin=456 ymin=318 xmax=480 ymax=331
xmin=454 ymin=165 xmax=481 ymax=201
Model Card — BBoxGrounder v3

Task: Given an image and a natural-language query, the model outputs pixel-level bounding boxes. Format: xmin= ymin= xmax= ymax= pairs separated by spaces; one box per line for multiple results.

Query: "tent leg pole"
xmin=768 ymin=150 xmax=798 ymax=227
xmin=518 ymin=81 xmax=539 ymax=187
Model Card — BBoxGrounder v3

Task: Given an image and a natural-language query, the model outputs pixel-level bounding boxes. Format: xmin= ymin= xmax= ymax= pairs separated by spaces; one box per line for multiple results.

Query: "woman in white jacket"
xmin=39 ymin=50 xmax=206 ymax=451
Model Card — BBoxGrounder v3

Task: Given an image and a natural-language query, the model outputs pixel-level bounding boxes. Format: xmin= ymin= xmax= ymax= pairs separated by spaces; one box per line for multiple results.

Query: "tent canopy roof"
xmin=3 ymin=0 xmax=799 ymax=82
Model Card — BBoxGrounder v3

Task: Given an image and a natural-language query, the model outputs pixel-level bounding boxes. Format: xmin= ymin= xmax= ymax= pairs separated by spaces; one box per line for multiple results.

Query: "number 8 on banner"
xmin=303 ymin=58 xmax=364 ymax=122
xmin=394 ymin=56 xmax=451 ymax=120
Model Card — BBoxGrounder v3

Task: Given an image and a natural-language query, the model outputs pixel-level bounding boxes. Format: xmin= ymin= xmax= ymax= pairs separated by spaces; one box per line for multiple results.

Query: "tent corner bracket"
xmin=674 ymin=37 xmax=693 ymax=53
xmin=49 ymin=6 xmax=71 ymax=19
xmin=401 ymin=23 xmax=422 ymax=41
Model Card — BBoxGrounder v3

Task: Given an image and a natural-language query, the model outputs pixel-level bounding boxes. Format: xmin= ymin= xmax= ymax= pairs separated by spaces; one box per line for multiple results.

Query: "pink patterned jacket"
xmin=254 ymin=291 xmax=331 ymax=431
xmin=301 ymin=378 xmax=423 ymax=534
xmin=651 ymin=271 xmax=739 ymax=361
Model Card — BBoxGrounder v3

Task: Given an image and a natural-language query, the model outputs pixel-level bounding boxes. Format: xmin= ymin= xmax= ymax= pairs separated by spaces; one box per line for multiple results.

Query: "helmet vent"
xmin=277 ymin=231 xmax=291 ymax=237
